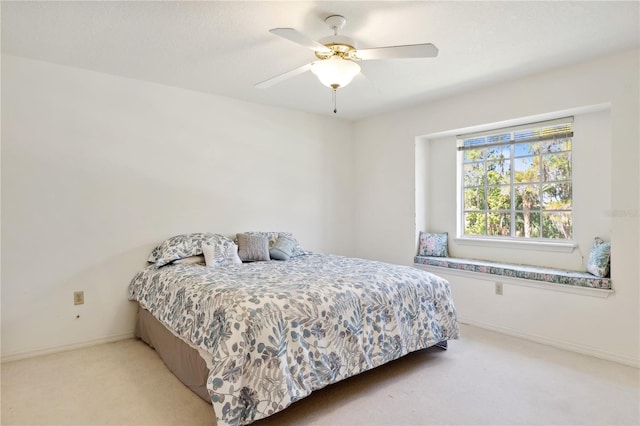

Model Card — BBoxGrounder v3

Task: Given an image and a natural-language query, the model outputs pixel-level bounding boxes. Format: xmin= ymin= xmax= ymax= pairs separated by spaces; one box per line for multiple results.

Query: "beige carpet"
xmin=1 ymin=324 xmax=638 ymax=425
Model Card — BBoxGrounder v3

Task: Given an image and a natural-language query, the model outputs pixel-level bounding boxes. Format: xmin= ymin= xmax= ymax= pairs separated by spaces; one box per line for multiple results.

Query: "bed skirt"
xmin=135 ymin=306 xmax=212 ymax=403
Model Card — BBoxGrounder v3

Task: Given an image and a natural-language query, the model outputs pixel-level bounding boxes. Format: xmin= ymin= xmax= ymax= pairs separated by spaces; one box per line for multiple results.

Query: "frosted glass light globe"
xmin=311 ymin=56 xmax=361 ymax=89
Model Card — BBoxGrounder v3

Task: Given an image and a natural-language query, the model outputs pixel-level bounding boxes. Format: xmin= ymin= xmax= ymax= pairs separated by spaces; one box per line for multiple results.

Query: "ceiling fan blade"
xmin=356 ymin=43 xmax=439 ymax=61
xmin=270 ymin=28 xmax=331 ymax=53
xmin=255 ymin=63 xmax=313 ymax=89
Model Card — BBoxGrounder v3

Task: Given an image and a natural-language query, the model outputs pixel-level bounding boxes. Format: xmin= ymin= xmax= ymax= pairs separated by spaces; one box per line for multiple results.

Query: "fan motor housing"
xmin=315 ymin=35 xmax=358 ymax=60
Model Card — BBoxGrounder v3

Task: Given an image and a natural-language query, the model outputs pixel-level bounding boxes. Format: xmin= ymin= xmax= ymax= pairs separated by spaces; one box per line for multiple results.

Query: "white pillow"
xmin=203 ymin=243 xmax=242 ymax=267
xmin=202 ymin=244 xmax=221 ymax=268
xmin=225 ymin=243 xmax=242 ymax=265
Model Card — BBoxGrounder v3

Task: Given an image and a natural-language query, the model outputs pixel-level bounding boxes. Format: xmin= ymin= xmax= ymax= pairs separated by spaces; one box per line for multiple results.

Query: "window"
xmin=458 ymin=118 xmax=573 ymax=240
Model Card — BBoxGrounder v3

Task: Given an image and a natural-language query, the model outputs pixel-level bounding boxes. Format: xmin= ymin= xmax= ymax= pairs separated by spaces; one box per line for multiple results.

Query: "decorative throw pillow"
xmin=586 ymin=237 xmax=611 ymax=277
xmin=417 ymin=231 xmax=449 ymax=257
xmin=269 ymin=235 xmax=297 ymax=261
xmin=202 ymin=244 xmax=224 ymax=268
xmin=240 ymin=231 xmax=303 ymax=257
xmin=173 ymin=255 xmax=205 ymax=265
xmin=203 ymin=243 xmax=242 ymax=267
xmin=236 ymin=233 xmax=270 ymax=262
xmin=148 ymin=233 xmax=233 ymax=266
xmin=225 ymin=243 xmax=242 ymax=265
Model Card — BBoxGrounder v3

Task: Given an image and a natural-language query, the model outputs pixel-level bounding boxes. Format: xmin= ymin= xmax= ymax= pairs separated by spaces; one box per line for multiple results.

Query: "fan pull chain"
xmin=332 ymin=88 xmax=337 ymax=113
xmin=331 ymin=83 xmax=339 ymax=113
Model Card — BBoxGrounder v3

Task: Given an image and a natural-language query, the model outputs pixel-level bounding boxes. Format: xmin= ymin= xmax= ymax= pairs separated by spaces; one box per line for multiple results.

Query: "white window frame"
xmin=456 ymin=117 xmax=576 ymax=252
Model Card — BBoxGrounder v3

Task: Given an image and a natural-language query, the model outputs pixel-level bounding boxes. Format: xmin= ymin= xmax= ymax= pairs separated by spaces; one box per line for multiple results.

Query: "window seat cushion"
xmin=414 ymin=256 xmax=611 ymax=290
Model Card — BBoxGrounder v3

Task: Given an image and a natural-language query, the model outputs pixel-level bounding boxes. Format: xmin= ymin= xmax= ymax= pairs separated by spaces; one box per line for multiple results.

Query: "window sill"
xmin=454 ymin=237 xmax=577 ymax=253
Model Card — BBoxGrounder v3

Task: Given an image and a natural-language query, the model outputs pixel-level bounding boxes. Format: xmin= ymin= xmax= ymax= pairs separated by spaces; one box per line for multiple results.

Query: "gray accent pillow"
xmin=269 ymin=235 xmax=297 ymax=261
xmin=236 ymin=233 xmax=270 ymax=262
xmin=239 ymin=231 xmax=304 ymax=257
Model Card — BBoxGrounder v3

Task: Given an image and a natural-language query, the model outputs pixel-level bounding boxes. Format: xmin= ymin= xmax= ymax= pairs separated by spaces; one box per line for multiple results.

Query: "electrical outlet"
xmin=495 ymin=282 xmax=503 ymax=295
xmin=74 ymin=291 xmax=84 ymax=305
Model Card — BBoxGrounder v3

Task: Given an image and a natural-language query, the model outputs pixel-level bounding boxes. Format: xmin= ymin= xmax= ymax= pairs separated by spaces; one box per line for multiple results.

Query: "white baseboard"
xmin=3 ymin=322 xmax=637 ymax=368
xmin=459 ymin=316 xmax=640 ymax=368
xmin=1 ymin=332 xmax=135 ymax=363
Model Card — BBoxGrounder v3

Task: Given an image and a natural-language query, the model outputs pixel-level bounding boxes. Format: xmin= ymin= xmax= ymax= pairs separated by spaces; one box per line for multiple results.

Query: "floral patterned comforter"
xmin=128 ymin=253 xmax=459 ymax=425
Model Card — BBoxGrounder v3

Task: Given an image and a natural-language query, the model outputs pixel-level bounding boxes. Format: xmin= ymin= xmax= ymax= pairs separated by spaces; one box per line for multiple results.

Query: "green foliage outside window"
xmin=461 ymin=122 xmax=572 ymax=240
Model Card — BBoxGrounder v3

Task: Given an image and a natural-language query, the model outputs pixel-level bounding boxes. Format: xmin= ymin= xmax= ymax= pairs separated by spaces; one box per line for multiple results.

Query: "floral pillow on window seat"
xmin=586 ymin=237 xmax=611 ymax=278
xmin=417 ymin=231 xmax=449 ymax=257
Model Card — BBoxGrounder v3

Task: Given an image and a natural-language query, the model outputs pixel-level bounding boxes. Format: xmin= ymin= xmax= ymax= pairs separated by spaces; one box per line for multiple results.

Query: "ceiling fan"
xmin=255 ymin=15 xmax=438 ymax=113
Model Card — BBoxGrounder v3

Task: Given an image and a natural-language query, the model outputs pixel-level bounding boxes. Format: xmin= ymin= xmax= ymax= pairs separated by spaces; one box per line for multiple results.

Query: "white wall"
xmin=3 ymin=49 xmax=638 ymax=367
xmin=354 ymin=49 xmax=639 ymax=366
xmin=1 ymin=55 xmax=355 ymax=360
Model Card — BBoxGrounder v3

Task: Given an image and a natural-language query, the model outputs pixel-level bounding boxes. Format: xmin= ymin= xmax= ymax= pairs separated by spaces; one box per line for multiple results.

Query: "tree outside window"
xmin=460 ymin=120 xmax=573 ymax=240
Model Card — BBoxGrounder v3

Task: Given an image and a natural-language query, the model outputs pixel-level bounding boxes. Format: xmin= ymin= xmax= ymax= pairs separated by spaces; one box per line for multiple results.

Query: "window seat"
xmin=413 ymin=256 xmax=611 ymax=290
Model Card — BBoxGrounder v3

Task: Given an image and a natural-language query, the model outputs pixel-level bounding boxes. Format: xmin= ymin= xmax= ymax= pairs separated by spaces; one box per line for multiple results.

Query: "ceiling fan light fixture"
xmin=311 ymin=56 xmax=360 ymax=89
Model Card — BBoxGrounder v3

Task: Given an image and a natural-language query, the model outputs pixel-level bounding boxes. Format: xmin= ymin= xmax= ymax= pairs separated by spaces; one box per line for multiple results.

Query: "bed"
xmin=128 ymin=232 xmax=459 ymax=425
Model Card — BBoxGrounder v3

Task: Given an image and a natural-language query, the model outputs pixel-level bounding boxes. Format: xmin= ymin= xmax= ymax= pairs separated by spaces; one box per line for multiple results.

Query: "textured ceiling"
xmin=2 ymin=1 xmax=639 ymax=120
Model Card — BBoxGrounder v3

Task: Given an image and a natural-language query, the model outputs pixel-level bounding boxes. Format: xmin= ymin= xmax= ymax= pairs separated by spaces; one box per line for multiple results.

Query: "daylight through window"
xmin=458 ymin=118 xmax=573 ymax=240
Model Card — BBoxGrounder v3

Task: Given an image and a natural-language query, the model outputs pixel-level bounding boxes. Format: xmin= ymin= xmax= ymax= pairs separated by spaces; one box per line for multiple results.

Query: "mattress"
xmin=129 ymin=252 xmax=459 ymax=425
